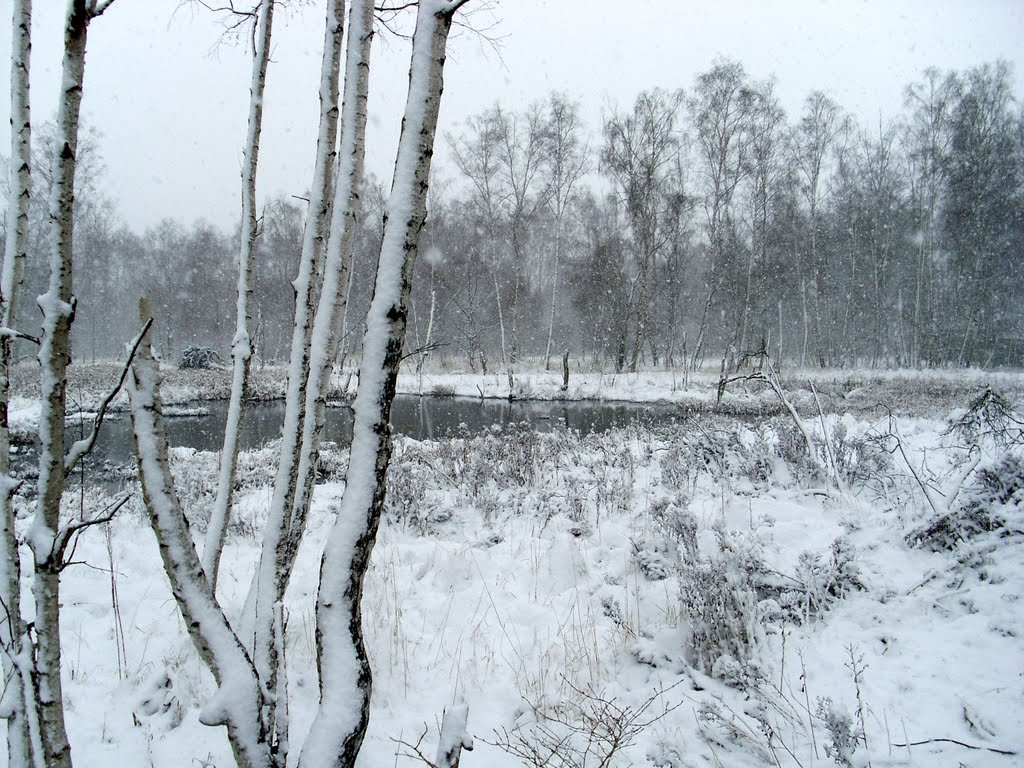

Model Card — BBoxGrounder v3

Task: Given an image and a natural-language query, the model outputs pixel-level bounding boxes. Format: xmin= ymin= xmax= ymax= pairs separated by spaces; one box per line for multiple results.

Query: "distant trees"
xmin=9 ymin=56 xmax=1022 ymax=374
xmin=602 ymin=88 xmax=685 ymax=371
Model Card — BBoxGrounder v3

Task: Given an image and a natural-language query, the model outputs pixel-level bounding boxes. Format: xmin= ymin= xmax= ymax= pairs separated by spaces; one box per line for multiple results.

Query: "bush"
xmin=179 ymin=345 xmax=222 ymax=370
xmin=906 ymin=451 xmax=1022 ymax=550
xmin=679 ymin=528 xmax=770 ymax=679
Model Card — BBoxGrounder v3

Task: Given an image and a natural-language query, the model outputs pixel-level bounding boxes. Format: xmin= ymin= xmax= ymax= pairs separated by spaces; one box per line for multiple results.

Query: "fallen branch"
xmin=891 ymin=737 xmax=1017 ymax=756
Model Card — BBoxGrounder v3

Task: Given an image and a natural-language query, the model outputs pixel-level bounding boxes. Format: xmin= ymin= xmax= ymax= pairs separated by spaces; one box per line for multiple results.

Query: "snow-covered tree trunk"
xmin=248 ymin=0 xmax=371 ymax=748
xmin=127 ymin=302 xmax=276 ymax=768
xmin=27 ymin=3 xmax=100 ymax=764
xmin=204 ymin=0 xmax=275 ymax=591
xmin=0 ymin=1 xmax=36 ymax=764
xmin=298 ymin=2 xmax=467 ymax=765
xmin=288 ymin=0 xmax=373 ymax=558
xmin=243 ymin=0 xmax=344 ymax=645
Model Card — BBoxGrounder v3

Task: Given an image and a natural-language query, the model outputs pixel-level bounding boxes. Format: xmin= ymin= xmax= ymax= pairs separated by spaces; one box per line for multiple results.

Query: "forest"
xmin=10 ymin=59 xmax=1024 ymax=374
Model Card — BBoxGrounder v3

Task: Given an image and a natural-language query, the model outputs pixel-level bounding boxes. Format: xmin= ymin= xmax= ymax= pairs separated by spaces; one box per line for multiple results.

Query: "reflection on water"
xmin=62 ymin=394 xmax=686 ymax=469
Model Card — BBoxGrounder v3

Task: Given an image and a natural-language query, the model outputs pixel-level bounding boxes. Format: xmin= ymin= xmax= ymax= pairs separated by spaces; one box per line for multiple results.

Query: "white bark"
xmin=128 ymin=308 xmax=274 ymax=768
xmin=299 ymin=3 xmax=464 ymax=765
xmin=290 ymin=0 xmax=373 ymax=558
xmin=248 ymin=0 xmax=372 ymax=750
xmin=1 ymin=0 xmax=33 ymax=764
xmin=27 ymin=3 xmax=94 ymax=764
xmin=242 ymin=0 xmax=344 ymax=646
xmin=204 ymin=0 xmax=275 ymax=591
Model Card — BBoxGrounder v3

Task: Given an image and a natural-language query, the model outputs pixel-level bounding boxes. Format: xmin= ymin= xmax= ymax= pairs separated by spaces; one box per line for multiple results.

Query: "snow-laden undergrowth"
xmin=3 ymin=403 xmax=1022 ymax=767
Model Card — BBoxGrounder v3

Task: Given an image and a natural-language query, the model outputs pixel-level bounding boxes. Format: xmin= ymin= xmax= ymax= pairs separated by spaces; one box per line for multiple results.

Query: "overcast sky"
xmin=2 ymin=0 xmax=1023 ymax=232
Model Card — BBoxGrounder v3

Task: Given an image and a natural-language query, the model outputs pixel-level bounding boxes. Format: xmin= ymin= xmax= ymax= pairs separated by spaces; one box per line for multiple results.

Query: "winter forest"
xmin=21 ymin=58 xmax=1024 ymax=372
xmin=2 ymin=1 xmax=1024 ymax=768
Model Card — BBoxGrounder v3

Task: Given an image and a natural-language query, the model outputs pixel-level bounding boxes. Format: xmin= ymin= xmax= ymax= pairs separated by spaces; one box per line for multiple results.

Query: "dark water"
xmin=57 ymin=395 xmax=686 ymax=469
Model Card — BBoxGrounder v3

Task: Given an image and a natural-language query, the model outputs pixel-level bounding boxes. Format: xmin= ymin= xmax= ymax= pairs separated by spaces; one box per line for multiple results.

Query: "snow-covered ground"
xmin=3 ymin=378 xmax=1022 ymax=767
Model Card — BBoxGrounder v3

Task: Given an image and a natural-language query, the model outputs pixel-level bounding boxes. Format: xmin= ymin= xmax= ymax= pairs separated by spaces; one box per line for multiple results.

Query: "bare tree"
xmin=688 ymin=59 xmax=756 ymax=371
xmin=300 ymin=1 xmax=468 ymax=764
xmin=903 ymin=68 xmax=958 ymax=366
xmin=602 ymin=88 xmax=685 ymax=371
xmin=1 ymin=0 xmax=40 ymax=764
xmin=540 ymin=93 xmax=589 ymax=369
xmin=204 ymin=0 xmax=276 ymax=590
xmin=791 ymin=90 xmax=849 ymax=366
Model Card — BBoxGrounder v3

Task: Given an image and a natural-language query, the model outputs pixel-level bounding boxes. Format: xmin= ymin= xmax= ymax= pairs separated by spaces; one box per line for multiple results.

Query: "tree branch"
xmin=52 ymin=493 xmax=130 ymax=569
xmin=64 ymin=317 xmax=153 ymax=478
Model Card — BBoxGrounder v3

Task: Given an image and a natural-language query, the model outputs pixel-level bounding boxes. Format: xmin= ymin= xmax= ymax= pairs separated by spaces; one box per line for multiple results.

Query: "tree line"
xmin=7 ymin=57 xmax=1023 ymax=372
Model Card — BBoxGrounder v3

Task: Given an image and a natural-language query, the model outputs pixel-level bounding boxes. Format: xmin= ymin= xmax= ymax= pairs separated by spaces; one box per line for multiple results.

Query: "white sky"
xmin=2 ymin=0 xmax=1023 ymax=232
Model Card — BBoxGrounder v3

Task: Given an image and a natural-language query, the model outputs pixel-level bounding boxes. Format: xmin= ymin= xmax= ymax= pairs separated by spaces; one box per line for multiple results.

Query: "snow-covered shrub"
xmin=659 ymin=419 xmax=772 ymax=494
xmin=632 ymin=535 xmax=678 ymax=580
xmin=179 ymin=345 xmax=221 ymax=370
xmin=906 ymin=451 xmax=1023 ymax=550
xmin=782 ymin=536 xmax=864 ymax=622
xmin=678 ymin=528 xmax=769 ymax=678
xmin=650 ymin=494 xmax=697 ymax=559
xmin=491 ymin=680 xmax=679 ymax=768
xmin=943 ymin=388 xmax=1024 ymax=452
xmin=829 ymin=420 xmax=898 ymax=493
xmin=384 ymin=441 xmax=452 ymax=532
xmin=816 ymin=697 xmax=860 ymax=766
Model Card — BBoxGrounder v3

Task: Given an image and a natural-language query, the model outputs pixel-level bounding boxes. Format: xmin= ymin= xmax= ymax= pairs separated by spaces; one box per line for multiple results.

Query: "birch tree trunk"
xmin=27 ymin=3 xmax=99 ymax=764
xmin=299 ymin=2 xmax=467 ymax=764
xmin=237 ymin=3 xmax=344 ymax=722
xmin=249 ymin=0 xmax=373 ymax=747
xmin=204 ymin=0 xmax=275 ymax=591
xmin=128 ymin=303 xmax=275 ymax=768
xmin=1 ymin=0 xmax=36 ymax=764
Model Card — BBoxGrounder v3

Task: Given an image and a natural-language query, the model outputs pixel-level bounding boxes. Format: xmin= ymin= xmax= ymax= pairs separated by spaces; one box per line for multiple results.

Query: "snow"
xmin=3 ymin=385 xmax=1022 ymax=767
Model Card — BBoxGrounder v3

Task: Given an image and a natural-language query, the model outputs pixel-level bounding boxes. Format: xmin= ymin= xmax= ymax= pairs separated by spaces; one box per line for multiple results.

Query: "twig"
xmin=64 ymin=317 xmax=154 ymax=477
xmin=891 ymin=737 xmax=1017 ymax=756
xmin=54 ymin=493 xmax=131 ymax=569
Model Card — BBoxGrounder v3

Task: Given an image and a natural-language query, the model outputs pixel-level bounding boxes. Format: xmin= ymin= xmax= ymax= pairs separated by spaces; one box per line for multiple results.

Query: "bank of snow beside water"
xmin=4 ymin=411 xmax=1021 ymax=767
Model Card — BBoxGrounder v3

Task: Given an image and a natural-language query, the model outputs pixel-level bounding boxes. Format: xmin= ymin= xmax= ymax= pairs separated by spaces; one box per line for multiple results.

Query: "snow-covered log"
xmin=298 ymin=2 xmax=468 ymax=765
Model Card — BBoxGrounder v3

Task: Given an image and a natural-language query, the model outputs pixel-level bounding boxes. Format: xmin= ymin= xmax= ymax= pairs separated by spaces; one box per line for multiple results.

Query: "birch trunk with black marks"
xmin=0 ymin=0 xmax=38 ymax=764
xmin=299 ymin=2 xmax=467 ymax=765
xmin=204 ymin=0 xmax=275 ymax=591
xmin=249 ymin=0 xmax=372 ymax=749
xmin=241 ymin=0 xmax=344 ymax=652
xmin=26 ymin=2 xmax=102 ymax=764
xmin=128 ymin=303 xmax=277 ymax=768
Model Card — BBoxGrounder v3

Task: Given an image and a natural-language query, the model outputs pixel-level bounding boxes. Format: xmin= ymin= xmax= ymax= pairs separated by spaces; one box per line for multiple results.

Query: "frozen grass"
xmin=3 ymin=390 xmax=1022 ymax=766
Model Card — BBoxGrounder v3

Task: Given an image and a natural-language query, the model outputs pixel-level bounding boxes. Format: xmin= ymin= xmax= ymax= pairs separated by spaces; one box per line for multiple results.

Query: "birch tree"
xmin=300 ymin=1 xmax=468 ymax=763
xmin=129 ymin=0 xmax=468 ymax=764
xmin=541 ymin=93 xmax=588 ymax=369
xmin=1 ymin=0 xmax=38 ymax=764
xmin=689 ymin=60 xmax=755 ymax=371
xmin=24 ymin=2 xmax=118 ymax=766
xmin=602 ymin=88 xmax=685 ymax=371
xmin=204 ymin=0 xmax=275 ymax=590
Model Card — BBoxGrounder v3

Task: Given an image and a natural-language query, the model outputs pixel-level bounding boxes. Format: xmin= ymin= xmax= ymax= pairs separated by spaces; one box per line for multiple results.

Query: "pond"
xmin=55 ymin=394 xmax=690 ymax=471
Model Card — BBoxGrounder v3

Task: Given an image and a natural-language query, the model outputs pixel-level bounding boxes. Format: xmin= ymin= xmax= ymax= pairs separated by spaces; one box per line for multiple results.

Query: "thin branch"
xmin=52 ymin=493 xmax=131 ymax=569
xmin=0 ymin=327 xmax=40 ymax=345
xmin=891 ymin=737 xmax=1017 ymax=756
xmin=64 ymin=317 xmax=153 ymax=477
